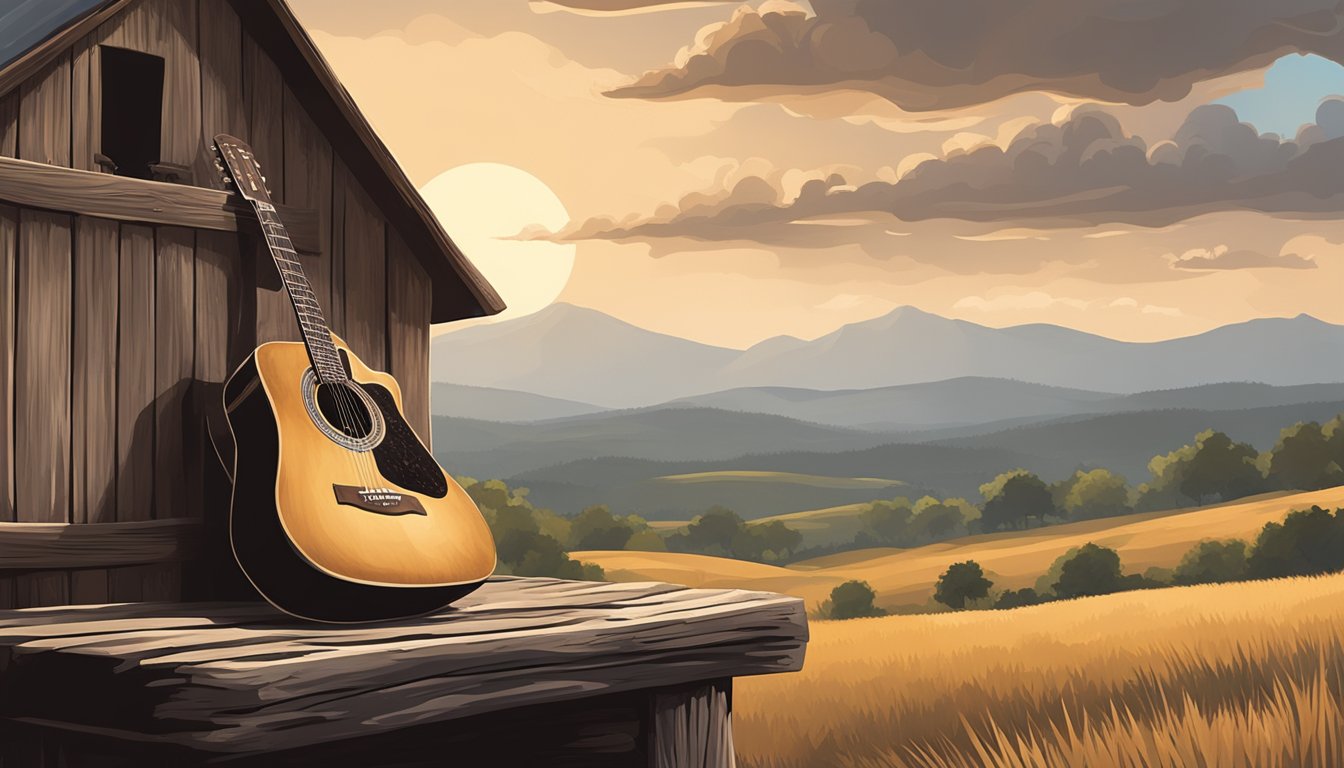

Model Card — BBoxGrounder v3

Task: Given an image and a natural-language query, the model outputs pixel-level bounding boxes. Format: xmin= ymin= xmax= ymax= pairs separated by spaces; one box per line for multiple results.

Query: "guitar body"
xmin=223 ymin=336 xmax=496 ymax=622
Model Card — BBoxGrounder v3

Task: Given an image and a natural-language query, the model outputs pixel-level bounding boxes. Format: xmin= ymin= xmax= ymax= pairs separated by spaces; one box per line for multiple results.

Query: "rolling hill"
xmin=446 ymin=398 xmax=1344 ymax=517
xmin=430 ymin=382 xmax=606 ymax=421
xmin=573 ymin=485 xmax=1344 ymax=612
xmin=434 ymin=407 xmax=900 ymax=481
xmin=673 ymin=379 xmax=1344 ymax=430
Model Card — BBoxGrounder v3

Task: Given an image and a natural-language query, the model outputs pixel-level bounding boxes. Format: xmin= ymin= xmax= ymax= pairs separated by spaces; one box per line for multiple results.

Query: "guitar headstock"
xmin=213 ymin=133 xmax=273 ymax=205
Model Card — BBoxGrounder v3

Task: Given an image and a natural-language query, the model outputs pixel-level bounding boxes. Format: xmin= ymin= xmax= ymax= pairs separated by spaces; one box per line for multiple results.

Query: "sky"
xmin=288 ymin=0 xmax=1344 ymax=349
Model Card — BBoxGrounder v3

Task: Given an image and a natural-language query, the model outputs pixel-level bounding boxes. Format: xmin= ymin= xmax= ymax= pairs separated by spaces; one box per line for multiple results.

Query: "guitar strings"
xmin=330 ymin=376 xmax=373 ymax=492
xmin=333 ymin=375 xmax=378 ymax=493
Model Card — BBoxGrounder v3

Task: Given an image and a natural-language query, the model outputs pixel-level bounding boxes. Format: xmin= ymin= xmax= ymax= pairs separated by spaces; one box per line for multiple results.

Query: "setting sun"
xmin=420 ymin=162 xmax=576 ymax=320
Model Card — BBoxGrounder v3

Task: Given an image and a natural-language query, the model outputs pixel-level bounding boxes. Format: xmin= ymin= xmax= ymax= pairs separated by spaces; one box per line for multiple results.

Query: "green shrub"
xmin=829 ymin=580 xmax=885 ymax=620
xmin=934 ymin=560 xmax=993 ymax=609
xmin=1173 ymin=540 xmax=1249 ymax=585
xmin=1052 ymin=543 xmax=1123 ymax=599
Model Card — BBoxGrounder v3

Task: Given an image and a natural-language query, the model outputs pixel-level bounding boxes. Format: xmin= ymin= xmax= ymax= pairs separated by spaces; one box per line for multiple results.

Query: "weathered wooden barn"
xmin=0 ymin=0 xmax=504 ymax=608
xmin=0 ymin=4 xmax=810 ymax=764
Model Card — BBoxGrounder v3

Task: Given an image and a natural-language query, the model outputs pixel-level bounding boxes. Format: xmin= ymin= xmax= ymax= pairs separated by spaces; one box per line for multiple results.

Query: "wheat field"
xmin=734 ymin=574 xmax=1344 ymax=768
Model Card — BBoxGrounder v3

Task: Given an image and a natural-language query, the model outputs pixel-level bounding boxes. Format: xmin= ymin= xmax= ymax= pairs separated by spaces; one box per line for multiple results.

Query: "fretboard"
xmin=255 ymin=203 xmax=345 ymax=382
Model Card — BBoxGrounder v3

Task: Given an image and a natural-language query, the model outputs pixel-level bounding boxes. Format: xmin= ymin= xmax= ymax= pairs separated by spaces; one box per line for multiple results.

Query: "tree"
xmin=567 ymin=505 xmax=635 ymax=551
xmin=1138 ymin=430 xmax=1266 ymax=509
xmin=1266 ymin=422 xmax=1343 ymax=491
xmin=1062 ymin=469 xmax=1131 ymax=520
xmin=858 ymin=499 xmax=913 ymax=546
xmin=669 ymin=507 xmax=743 ymax=557
xmin=1173 ymin=539 xmax=1249 ymax=585
xmin=909 ymin=500 xmax=966 ymax=542
xmin=751 ymin=520 xmax=803 ymax=562
xmin=934 ymin=560 xmax=993 ymax=609
xmin=461 ymin=478 xmax=603 ymax=581
xmin=1178 ymin=430 xmax=1265 ymax=505
xmin=1052 ymin=543 xmax=1123 ymax=599
xmin=1247 ymin=505 xmax=1344 ymax=579
xmin=980 ymin=470 xmax=1055 ymax=530
xmin=828 ymin=580 xmax=884 ymax=620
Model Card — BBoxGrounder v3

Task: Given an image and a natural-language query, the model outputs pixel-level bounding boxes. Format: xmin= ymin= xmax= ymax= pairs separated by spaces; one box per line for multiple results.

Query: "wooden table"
xmin=0 ymin=577 xmax=807 ymax=767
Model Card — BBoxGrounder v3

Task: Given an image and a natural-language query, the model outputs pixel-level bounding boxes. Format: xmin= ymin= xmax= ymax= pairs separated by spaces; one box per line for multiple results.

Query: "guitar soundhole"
xmin=301 ymin=369 xmax=386 ymax=451
xmin=316 ymin=382 xmax=374 ymax=440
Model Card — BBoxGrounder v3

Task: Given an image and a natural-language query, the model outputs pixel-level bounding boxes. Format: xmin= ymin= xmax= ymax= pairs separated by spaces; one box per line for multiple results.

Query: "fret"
xmin=247 ymin=199 xmax=348 ymax=381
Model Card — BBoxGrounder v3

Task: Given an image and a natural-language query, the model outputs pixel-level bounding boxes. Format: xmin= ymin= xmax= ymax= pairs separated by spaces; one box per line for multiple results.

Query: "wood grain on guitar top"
xmin=244 ymin=336 xmax=496 ymax=588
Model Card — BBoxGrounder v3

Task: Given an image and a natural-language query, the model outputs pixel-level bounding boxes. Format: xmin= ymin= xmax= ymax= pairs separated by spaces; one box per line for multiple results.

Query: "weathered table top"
xmin=0 ymin=577 xmax=807 ymax=755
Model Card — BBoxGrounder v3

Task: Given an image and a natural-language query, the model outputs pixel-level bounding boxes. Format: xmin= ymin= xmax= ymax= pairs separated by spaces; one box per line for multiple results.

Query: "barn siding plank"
xmin=244 ymin=35 xmax=296 ymax=345
xmin=71 ymin=38 xmax=97 ymax=172
xmin=283 ymin=86 xmax=332 ymax=313
xmin=194 ymin=229 xmax=251 ymax=600
xmin=160 ymin=0 xmax=201 ymax=174
xmin=18 ymin=53 xmax=71 ymax=168
xmin=71 ymin=217 xmax=120 ymax=604
xmin=0 ymin=90 xmax=16 ymax=157
xmin=387 ymin=233 xmax=432 ymax=444
xmin=329 ymin=156 xmax=348 ymax=337
xmin=344 ymin=178 xmax=386 ymax=369
xmin=15 ymin=210 xmax=73 ymax=607
xmin=113 ymin=224 xmax=155 ymax=602
xmin=0 ymin=206 xmax=13 ymax=609
xmin=198 ymin=0 xmax=246 ymax=190
xmin=154 ymin=227 xmax=195 ymax=521
xmin=147 ymin=226 xmax=195 ymax=601
xmin=194 ymin=231 xmax=242 ymax=486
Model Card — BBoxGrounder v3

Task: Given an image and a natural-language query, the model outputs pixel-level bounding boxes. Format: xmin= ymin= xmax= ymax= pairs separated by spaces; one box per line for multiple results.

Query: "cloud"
xmin=531 ymin=0 xmax=738 ymax=15
xmin=953 ymin=291 xmax=1184 ymax=317
xmin=548 ymin=100 xmax=1344 ymax=240
xmin=954 ymin=291 xmax=1090 ymax=312
xmin=1167 ymin=244 xmax=1318 ymax=271
xmin=606 ymin=0 xmax=1344 ymax=111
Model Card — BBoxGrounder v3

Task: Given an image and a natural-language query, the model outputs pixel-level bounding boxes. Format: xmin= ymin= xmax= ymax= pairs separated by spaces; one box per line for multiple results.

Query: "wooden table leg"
xmin=650 ymin=680 xmax=735 ymax=768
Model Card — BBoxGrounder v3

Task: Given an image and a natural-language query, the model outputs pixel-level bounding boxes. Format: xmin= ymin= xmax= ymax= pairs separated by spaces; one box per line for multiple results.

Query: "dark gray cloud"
xmin=553 ymin=99 xmax=1344 ymax=240
xmin=606 ymin=0 xmax=1344 ymax=110
xmin=1168 ymin=247 xmax=1317 ymax=271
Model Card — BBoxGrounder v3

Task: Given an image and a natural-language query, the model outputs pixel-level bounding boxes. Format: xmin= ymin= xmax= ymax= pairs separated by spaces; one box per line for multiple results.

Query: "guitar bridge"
xmin=333 ymin=485 xmax=427 ymax=516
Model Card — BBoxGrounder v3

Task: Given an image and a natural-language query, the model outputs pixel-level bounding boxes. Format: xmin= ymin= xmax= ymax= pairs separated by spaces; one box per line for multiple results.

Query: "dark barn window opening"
xmin=99 ymin=47 xmax=164 ymax=180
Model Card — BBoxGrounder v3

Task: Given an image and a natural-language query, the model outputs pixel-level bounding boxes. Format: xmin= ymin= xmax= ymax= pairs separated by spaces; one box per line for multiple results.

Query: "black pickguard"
xmin=360 ymin=383 xmax=449 ymax=499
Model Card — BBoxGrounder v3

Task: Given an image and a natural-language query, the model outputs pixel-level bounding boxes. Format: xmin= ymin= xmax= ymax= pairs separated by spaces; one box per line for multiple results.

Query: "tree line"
xmin=822 ymin=504 xmax=1344 ymax=619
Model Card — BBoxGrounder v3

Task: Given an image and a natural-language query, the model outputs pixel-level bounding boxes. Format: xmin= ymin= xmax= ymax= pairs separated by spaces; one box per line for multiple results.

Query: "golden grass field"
xmin=734 ymin=573 xmax=1344 ymax=768
xmin=575 ymin=485 xmax=1344 ymax=612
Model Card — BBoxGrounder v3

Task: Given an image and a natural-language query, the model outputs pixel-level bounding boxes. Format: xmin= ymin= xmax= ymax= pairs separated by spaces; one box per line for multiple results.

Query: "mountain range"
xmin=430 ymin=304 xmax=1344 ymax=410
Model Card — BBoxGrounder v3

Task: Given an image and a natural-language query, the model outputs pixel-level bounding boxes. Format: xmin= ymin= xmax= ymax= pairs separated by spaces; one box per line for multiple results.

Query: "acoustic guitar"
xmin=213 ymin=134 xmax=496 ymax=622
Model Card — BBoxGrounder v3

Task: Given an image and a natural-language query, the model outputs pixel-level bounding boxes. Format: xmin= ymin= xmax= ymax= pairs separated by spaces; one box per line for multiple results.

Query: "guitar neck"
xmin=254 ymin=202 xmax=346 ymax=382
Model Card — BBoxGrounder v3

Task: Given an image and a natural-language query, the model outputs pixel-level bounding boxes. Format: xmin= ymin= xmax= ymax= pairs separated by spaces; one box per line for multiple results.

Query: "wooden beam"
xmin=0 ymin=520 xmax=201 ymax=571
xmin=0 ymin=578 xmax=807 ymax=755
xmin=0 ymin=156 xmax=322 ymax=254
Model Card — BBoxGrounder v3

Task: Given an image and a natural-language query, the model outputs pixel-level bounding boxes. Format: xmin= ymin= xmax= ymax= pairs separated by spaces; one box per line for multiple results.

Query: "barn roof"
xmin=0 ymin=0 xmax=504 ymax=323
